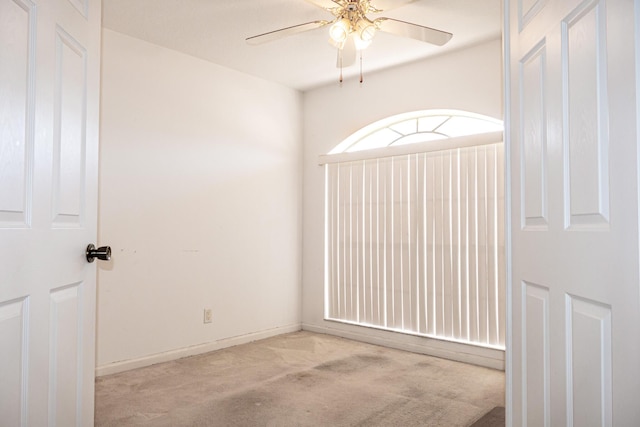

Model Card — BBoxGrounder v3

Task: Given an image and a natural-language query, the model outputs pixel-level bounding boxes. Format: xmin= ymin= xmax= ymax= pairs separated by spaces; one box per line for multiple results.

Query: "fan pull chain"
xmin=359 ymin=50 xmax=363 ymax=84
xmin=339 ymin=48 xmax=343 ymax=85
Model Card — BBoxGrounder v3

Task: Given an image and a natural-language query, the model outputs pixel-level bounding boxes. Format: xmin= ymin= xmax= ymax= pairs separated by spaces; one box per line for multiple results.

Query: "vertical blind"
xmin=325 ymin=143 xmax=505 ymax=348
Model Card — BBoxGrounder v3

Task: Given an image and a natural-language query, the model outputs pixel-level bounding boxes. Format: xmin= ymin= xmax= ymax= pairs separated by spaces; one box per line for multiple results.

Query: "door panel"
xmin=522 ymin=281 xmax=550 ymax=426
xmin=566 ymin=295 xmax=612 ymax=426
xmin=0 ymin=0 xmax=101 ymax=425
xmin=0 ymin=297 xmax=29 ymax=425
xmin=520 ymin=41 xmax=548 ymax=230
xmin=563 ymin=0 xmax=609 ymax=228
xmin=53 ymin=27 xmax=87 ymax=227
xmin=508 ymin=0 xmax=640 ymax=425
xmin=0 ymin=0 xmax=35 ymax=228
xmin=49 ymin=282 xmax=84 ymax=426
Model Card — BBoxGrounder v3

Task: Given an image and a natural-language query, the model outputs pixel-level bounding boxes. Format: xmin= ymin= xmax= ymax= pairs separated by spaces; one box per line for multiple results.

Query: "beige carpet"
xmin=469 ymin=406 xmax=505 ymax=426
xmin=95 ymin=331 xmax=504 ymax=426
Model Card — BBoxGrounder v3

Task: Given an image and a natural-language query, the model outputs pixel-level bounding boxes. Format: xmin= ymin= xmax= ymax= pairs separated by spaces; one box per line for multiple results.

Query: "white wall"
xmin=301 ymin=38 xmax=505 ymax=367
xmin=97 ymin=30 xmax=303 ymax=373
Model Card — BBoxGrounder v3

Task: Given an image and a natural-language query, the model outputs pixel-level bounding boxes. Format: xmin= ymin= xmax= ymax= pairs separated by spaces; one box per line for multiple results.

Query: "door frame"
xmin=502 ymin=0 xmax=514 ymax=424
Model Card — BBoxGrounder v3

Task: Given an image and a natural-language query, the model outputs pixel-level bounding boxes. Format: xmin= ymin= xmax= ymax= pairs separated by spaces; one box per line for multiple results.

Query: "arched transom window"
xmin=329 ymin=109 xmax=503 ymax=154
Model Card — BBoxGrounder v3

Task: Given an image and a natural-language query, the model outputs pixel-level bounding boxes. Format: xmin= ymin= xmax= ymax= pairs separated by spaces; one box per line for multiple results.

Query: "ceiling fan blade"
xmin=368 ymin=0 xmax=417 ymax=13
xmin=305 ymin=0 xmax=345 ymax=11
xmin=375 ymin=17 xmax=452 ymax=46
xmin=336 ymin=37 xmax=357 ymax=68
xmin=246 ymin=20 xmax=331 ymax=45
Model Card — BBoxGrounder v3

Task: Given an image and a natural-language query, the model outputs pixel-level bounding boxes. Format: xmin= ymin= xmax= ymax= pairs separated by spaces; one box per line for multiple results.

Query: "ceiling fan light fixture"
xmin=329 ymin=18 xmax=351 ymax=43
xmin=352 ymin=19 xmax=375 ymax=50
xmin=356 ymin=19 xmax=376 ymax=42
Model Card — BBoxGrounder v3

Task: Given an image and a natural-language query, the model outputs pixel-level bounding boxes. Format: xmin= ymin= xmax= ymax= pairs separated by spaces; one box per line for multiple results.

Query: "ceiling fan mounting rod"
xmin=334 ymin=1 xmax=377 ymax=40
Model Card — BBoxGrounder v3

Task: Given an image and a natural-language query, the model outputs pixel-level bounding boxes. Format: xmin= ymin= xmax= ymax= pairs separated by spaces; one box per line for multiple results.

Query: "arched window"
xmin=329 ymin=110 xmax=503 ymax=154
xmin=322 ymin=110 xmax=506 ymax=351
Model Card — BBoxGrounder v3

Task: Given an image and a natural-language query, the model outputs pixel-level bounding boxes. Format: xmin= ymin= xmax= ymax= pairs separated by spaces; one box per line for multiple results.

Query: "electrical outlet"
xmin=203 ymin=308 xmax=213 ymax=324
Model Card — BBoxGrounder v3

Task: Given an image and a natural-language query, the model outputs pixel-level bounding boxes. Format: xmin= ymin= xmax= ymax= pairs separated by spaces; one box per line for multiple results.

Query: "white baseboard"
xmin=302 ymin=322 xmax=505 ymax=370
xmin=96 ymin=322 xmax=504 ymax=377
xmin=95 ymin=323 xmax=302 ymax=377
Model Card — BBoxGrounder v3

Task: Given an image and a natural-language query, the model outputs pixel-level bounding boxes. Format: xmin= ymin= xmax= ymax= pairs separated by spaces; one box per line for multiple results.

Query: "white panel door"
xmin=507 ymin=0 xmax=640 ymax=425
xmin=0 ymin=0 xmax=101 ymax=425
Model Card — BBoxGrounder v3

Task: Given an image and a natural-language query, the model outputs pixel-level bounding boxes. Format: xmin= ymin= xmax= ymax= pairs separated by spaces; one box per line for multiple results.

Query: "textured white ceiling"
xmin=102 ymin=0 xmax=501 ymax=91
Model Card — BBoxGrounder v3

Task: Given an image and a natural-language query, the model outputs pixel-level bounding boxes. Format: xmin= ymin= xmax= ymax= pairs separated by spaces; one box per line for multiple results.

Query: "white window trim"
xmin=319 ymin=130 xmax=504 ymax=165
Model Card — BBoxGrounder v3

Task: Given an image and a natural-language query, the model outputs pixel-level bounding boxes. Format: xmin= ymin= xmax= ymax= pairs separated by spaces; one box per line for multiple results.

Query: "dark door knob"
xmin=86 ymin=244 xmax=111 ymax=263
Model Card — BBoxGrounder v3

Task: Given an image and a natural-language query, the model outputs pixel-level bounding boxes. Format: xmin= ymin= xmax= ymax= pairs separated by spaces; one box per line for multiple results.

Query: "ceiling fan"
xmin=246 ymin=0 xmax=453 ymax=80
